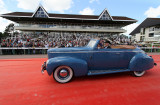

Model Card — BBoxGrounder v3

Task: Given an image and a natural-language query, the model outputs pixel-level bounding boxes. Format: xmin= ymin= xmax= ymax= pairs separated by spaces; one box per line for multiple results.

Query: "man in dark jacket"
xmin=104 ymin=40 xmax=111 ymax=49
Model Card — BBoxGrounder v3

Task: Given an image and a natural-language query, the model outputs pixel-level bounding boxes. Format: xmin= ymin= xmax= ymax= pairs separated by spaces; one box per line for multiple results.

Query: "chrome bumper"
xmin=41 ymin=62 xmax=46 ymax=74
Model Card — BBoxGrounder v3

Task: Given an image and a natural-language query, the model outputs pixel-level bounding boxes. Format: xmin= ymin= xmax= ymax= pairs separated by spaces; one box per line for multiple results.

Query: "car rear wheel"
xmin=53 ymin=66 xmax=73 ymax=83
xmin=133 ymin=71 xmax=145 ymax=77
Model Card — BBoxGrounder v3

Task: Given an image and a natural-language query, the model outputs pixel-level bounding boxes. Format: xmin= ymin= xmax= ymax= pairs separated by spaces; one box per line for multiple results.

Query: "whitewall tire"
xmin=53 ymin=66 xmax=73 ymax=83
xmin=133 ymin=71 xmax=145 ymax=77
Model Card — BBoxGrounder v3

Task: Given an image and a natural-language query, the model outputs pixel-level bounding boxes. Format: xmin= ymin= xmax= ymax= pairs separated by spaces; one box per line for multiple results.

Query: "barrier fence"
xmin=0 ymin=47 xmax=160 ymax=55
xmin=0 ymin=47 xmax=48 ymax=55
xmin=140 ymin=47 xmax=160 ymax=53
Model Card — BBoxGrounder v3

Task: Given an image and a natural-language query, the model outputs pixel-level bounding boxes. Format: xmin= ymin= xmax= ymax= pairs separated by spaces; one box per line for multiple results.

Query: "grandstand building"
xmin=0 ymin=5 xmax=137 ymax=38
xmin=130 ymin=18 xmax=160 ymax=43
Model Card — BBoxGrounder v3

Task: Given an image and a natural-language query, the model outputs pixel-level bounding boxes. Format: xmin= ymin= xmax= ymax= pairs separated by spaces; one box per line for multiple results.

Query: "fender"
xmin=129 ymin=53 xmax=154 ymax=71
xmin=46 ymin=57 xmax=88 ymax=76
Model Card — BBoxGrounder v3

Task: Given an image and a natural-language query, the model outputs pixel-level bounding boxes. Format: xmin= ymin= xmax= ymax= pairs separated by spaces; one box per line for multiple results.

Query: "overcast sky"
xmin=0 ymin=0 xmax=160 ymax=35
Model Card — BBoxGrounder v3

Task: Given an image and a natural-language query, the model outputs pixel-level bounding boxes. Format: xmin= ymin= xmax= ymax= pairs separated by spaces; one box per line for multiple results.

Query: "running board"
xmin=88 ymin=69 xmax=130 ymax=76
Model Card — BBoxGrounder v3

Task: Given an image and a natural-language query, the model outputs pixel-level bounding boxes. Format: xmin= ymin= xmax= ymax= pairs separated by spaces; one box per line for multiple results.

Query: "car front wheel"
xmin=133 ymin=71 xmax=145 ymax=77
xmin=53 ymin=66 xmax=73 ymax=83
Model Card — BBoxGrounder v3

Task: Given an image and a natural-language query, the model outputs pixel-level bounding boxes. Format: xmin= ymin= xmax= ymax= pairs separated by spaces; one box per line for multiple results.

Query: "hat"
xmin=104 ymin=40 xmax=111 ymax=44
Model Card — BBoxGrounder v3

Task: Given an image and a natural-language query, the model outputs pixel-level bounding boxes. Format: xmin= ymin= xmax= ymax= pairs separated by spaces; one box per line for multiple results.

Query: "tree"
xmin=0 ymin=32 xmax=3 ymax=37
xmin=3 ymin=23 xmax=14 ymax=37
xmin=0 ymin=32 xmax=3 ymax=43
xmin=0 ymin=32 xmax=3 ymax=40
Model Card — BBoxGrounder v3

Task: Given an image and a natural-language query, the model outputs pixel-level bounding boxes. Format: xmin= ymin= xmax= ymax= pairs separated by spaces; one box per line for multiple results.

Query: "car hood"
xmin=47 ymin=47 xmax=91 ymax=53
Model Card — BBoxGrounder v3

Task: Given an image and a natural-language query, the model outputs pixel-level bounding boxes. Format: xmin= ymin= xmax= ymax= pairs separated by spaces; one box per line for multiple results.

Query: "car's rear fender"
xmin=46 ymin=57 xmax=88 ymax=76
xmin=129 ymin=53 xmax=154 ymax=71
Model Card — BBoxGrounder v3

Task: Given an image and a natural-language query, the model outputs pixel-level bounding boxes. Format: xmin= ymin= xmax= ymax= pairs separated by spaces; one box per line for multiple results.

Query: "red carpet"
xmin=0 ymin=55 xmax=160 ymax=105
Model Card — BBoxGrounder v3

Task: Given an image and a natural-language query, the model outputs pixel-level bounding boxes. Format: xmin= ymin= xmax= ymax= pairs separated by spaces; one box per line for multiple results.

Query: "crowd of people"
xmin=0 ymin=33 xmax=91 ymax=48
xmin=109 ymin=35 xmax=136 ymax=45
xmin=1 ymin=32 xmax=160 ymax=55
xmin=0 ymin=33 xmax=136 ymax=48
xmin=0 ymin=33 xmax=139 ymax=55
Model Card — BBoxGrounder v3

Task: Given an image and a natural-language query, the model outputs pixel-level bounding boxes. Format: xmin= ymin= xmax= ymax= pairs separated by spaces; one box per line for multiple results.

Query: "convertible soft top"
xmin=111 ymin=45 xmax=136 ymax=49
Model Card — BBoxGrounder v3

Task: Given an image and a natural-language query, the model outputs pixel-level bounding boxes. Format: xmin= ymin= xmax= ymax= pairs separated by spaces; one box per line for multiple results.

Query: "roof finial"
xmin=39 ymin=1 xmax=42 ymax=7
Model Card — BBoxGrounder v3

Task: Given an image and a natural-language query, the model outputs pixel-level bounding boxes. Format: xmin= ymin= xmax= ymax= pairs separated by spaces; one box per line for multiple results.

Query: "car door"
xmin=90 ymin=48 xmax=128 ymax=70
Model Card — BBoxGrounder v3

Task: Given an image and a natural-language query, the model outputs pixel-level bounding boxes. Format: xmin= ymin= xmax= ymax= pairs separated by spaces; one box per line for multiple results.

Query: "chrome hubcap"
xmin=59 ymin=69 xmax=68 ymax=77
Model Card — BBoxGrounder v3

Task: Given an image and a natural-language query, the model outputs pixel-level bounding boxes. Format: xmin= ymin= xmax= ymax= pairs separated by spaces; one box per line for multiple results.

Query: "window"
xmin=153 ymin=28 xmax=154 ymax=31
xmin=149 ymin=27 xmax=155 ymax=31
xmin=143 ymin=28 xmax=145 ymax=34
xmin=140 ymin=36 xmax=144 ymax=41
xmin=155 ymin=27 xmax=160 ymax=31
xmin=87 ymin=40 xmax=97 ymax=48
xmin=149 ymin=33 xmax=154 ymax=37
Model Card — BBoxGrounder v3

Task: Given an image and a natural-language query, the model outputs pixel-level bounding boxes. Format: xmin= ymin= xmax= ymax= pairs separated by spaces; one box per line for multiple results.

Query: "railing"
xmin=15 ymin=24 xmax=123 ymax=30
xmin=144 ymin=37 xmax=160 ymax=42
xmin=0 ymin=47 xmax=160 ymax=55
xmin=0 ymin=47 xmax=48 ymax=55
xmin=139 ymin=47 xmax=160 ymax=53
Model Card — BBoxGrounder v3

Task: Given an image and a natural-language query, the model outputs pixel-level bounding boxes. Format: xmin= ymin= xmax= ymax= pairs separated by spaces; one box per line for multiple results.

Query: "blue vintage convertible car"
xmin=41 ymin=39 xmax=156 ymax=83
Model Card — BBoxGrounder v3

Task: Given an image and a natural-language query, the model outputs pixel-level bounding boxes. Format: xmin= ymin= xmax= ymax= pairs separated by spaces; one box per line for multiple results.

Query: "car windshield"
xmin=87 ymin=40 xmax=97 ymax=48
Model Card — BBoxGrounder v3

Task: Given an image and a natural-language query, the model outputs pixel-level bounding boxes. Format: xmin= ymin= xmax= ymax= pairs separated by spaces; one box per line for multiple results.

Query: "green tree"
xmin=3 ymin=23 xmax=14 ymax=37
xmin=0 ymin=32 xmax=3 ymax=37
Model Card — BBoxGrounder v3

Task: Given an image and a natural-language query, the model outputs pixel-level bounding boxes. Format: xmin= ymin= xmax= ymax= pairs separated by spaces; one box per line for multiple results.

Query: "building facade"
xmin=1 ymin=5 xmax=136 ymax=39
xmin=130 ymin=18 xmax=160 ymax=43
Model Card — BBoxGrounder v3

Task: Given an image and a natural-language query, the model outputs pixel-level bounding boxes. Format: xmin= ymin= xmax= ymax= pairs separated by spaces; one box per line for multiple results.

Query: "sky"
xmin=0 ymin=0 xmax=160 ymax=35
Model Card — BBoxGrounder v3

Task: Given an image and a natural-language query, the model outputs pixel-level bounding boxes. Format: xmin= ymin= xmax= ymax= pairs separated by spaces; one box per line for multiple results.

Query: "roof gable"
xmin=130 ymin=18 xmax=160 ymax=35
xmin=32 ymin=5 xmax=49 ymax=18
xmin=98 ymin=8 xmax=113 ymax=20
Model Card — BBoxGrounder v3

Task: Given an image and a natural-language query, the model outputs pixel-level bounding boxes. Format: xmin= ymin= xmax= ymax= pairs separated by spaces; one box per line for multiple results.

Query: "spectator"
xmin=0 ymin=33 xmax=136 ymax=49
